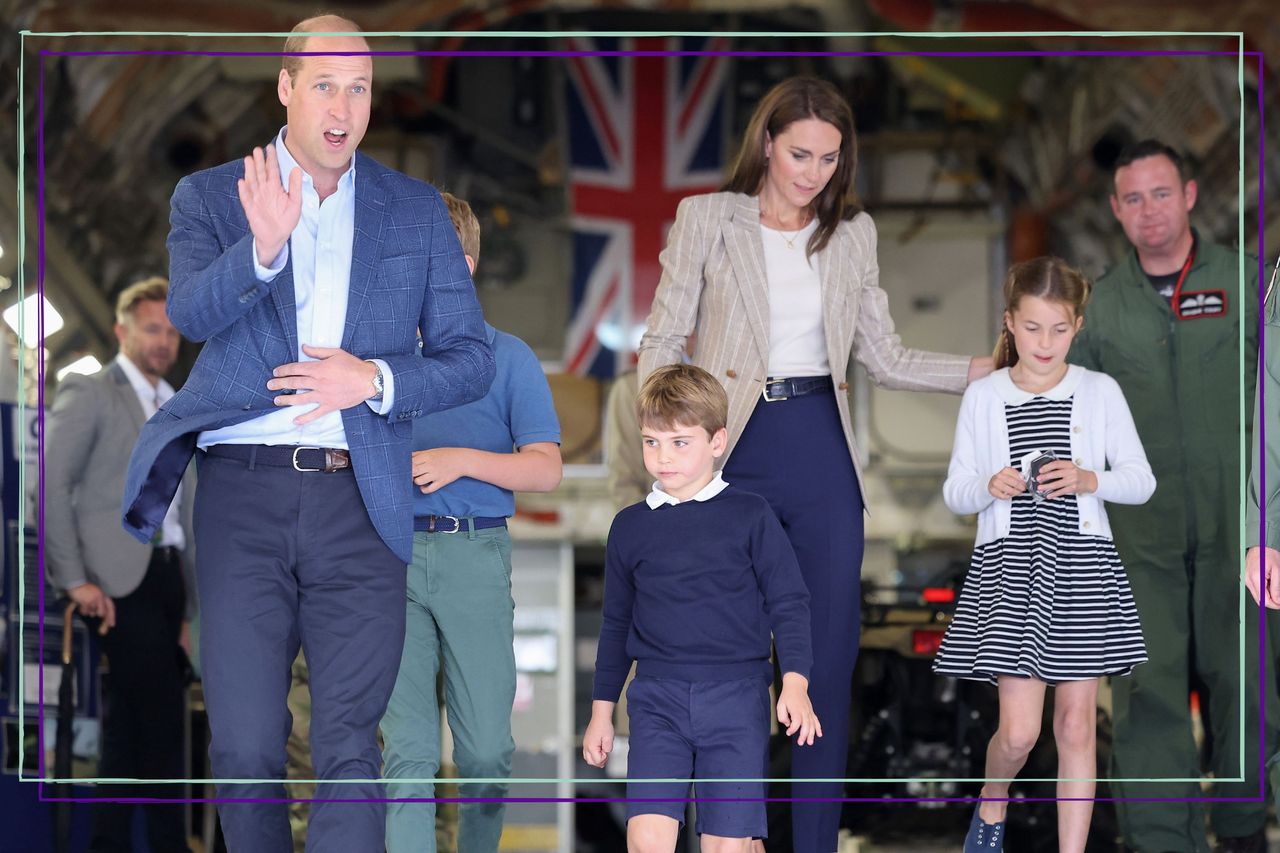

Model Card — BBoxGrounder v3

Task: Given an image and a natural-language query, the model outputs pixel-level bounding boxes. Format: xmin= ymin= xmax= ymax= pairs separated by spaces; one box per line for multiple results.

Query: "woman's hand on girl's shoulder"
xmin=987 ymin=467 xmax=1026 ymax=500
xmin=966 ymin=356 xmax=996 ymax=384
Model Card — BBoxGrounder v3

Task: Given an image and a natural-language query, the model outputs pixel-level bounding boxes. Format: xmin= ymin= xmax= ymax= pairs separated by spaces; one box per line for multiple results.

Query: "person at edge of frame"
xmin=1244 ymin=260 xmax=1280 ymax=817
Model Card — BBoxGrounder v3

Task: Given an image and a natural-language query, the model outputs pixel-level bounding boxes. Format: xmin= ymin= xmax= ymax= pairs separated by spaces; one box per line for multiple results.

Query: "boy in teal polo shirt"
xmin=381 ymin=194 xmax=563 ymax=852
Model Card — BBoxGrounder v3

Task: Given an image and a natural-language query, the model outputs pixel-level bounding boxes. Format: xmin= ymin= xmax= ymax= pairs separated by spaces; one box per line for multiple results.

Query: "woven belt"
xmin=413 ymin=515 xmax=508 ymax=534
xmin=761 ymin=375 xmax=834 ymax=402
xmin=206 ymin=444 xmax=352 ymax=473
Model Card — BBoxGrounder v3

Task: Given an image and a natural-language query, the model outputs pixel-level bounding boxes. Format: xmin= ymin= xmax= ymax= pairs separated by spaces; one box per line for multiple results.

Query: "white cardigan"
xmin=943 ymin=365 xmax=1155 ymax=546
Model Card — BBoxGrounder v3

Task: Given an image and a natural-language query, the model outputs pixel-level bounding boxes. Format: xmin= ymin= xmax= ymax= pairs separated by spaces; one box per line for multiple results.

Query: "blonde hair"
xmin=115 ymin=277 xmax=169 ymax=325
xmin=994 ymin=257 xmax=1091 ymax=369
xmin=281 ymin=14 xmax=365 ymax=82
xmin=636 ymin=364 xmax=728 ymax=437
xmin=441 ymin=192 xmax=481 ymax=263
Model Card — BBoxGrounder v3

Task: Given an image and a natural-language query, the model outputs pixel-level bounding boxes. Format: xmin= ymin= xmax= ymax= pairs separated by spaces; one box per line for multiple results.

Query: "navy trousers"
xmin=194 ymin=449 xmax=406 ymax=853
xmin=723 ymin=392 xmax=864 ymax=853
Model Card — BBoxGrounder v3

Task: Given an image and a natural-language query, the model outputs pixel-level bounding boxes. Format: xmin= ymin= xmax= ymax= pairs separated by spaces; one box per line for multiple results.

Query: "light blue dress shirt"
xmin=198 ymin=128 xmax=394 ymax=450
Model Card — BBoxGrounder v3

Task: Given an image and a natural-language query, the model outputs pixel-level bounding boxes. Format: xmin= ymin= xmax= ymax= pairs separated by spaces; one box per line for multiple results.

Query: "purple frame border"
xmin=24 ymin=39 xmax=1264 ymax=809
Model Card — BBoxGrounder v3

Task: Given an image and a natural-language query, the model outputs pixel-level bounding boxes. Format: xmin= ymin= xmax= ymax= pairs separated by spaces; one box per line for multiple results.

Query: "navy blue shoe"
xmin=963 ymin=802 xmax=1006 ymax=852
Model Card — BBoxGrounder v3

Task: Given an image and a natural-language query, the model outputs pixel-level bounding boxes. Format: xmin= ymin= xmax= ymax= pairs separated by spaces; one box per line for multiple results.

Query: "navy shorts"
xmin=625 ymin=675 xmax=771 ymax=838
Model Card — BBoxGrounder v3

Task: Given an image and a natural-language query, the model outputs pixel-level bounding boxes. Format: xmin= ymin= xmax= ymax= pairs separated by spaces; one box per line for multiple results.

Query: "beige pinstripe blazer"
xmin=637 ymin=191 xmax=970 ymax=489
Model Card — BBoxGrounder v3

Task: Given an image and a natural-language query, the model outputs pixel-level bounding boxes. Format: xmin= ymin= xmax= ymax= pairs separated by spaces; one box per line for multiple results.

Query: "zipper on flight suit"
xmin=1168 ymin=312 xmax=1198 ymax=553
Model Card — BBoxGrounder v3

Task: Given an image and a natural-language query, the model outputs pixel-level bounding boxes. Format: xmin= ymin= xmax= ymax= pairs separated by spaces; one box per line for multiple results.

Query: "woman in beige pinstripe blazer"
xmin=637 ymin=77 xmax=991 ymax=853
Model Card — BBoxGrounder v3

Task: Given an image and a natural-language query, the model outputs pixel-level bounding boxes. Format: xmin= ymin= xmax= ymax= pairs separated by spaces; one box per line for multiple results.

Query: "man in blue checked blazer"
xmin=121 ymin=15 xmax=494 ymax=852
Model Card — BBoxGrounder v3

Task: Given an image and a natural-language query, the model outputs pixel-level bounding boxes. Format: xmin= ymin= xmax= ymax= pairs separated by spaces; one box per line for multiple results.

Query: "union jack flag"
xmin=562 ymin=36 xmax=731 ymax=377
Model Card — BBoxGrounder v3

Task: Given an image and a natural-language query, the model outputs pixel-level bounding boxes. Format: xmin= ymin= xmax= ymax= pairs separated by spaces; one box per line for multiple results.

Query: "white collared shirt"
xmin=645 ymin=472 xmax=730 ymax=509
xmin=197 ymin=127 xmax=393 ymax=450
xmin=118 ymin=354 xmax=185 ymax=548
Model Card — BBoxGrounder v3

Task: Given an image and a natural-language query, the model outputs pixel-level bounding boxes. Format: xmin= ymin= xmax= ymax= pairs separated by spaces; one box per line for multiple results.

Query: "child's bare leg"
xmin=627 ymin=814 xmax=680 ymax=853
xmin=700 ymin=834 xmax=753 ymax=853
xmin=979 ymin=676 xmax=1048 ymax=823
xmin=1053 ymin=678 xmax=1098 ymax=853
xmin=750 ymin=840 xmax=765 ymax=853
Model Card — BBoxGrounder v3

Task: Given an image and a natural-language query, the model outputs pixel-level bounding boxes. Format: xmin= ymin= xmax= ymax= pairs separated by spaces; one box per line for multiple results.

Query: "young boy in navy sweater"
xmin=583 ymin=363 xmax=820 ymax=853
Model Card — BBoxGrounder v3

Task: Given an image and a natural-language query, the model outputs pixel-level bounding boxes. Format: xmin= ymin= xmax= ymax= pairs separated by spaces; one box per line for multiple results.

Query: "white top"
xmin=943 ymin=365 xmax=1155 ymax=546
xmin=761 ymin=219 xmax=828 ymax=377
xmin=117 ymin=354 xmax=184 ymax=549
xmin=645 ymin=472 xmax=730 ymax=508
xmin=198 ymin=128 xmax=394 ymax=450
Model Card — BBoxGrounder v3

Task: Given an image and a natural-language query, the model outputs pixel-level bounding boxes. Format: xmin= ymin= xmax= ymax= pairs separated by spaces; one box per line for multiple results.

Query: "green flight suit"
xmin=1068 ymin=235 xmax=1278 ymax=851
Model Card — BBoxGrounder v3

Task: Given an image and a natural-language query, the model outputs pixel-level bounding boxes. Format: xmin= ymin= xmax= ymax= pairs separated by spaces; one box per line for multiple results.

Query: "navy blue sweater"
xmin=591 ymin=485 xmax=813 ymax=702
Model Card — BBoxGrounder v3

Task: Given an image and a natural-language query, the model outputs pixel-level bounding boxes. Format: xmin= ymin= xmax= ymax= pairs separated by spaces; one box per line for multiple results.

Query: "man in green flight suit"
xmin=1068 ymin=138 xmax=1277 ymax=853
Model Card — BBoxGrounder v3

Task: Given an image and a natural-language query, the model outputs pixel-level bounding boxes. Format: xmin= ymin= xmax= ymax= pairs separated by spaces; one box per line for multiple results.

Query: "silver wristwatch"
xmin=368 ymin=361 xmax=385 ymax=401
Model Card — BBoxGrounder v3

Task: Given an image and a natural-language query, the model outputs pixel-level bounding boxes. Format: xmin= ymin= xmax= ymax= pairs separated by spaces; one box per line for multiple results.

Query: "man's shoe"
xmin=1215 ymin=828 xmax=1267 ymax=853
xmin=963 ymin=802 xmax=1006 ymax=852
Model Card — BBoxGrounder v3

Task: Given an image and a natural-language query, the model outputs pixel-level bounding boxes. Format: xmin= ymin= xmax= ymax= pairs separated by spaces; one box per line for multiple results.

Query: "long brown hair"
xmin=994 ymin=257 xmax=1091 ymax=369
xmin=720 ymin=76 xmax=859 ymax=258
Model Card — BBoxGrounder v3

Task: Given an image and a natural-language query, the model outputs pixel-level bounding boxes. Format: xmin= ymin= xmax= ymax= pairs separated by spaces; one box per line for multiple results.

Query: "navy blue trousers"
xmin=723 ymin=392 xmax=864 ymax=853
xmin=195 ymin=450 xmax=406 ymax=853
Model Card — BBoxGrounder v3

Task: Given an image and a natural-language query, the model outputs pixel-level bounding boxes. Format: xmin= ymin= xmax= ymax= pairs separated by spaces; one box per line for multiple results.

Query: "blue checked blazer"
xmin=122 ymin=151 xmax=495 ymax=563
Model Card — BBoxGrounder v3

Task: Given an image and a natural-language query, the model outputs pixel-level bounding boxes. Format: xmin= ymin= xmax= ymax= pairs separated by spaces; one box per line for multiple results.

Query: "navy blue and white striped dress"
xmin=933 ymin=394 xmax=1148 ymax=684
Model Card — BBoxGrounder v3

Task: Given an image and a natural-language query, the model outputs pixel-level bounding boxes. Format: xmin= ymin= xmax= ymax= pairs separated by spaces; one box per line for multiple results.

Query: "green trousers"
xmin=382 ymin=526 xmax=517 ymax=853
xmin=1110 ymin=537 xmax=1280 ymax=852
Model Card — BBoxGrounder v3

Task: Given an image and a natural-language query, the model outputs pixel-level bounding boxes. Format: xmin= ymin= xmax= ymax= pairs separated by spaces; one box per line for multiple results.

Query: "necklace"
xmin=762 ymin=205 xmax=809 ymax=250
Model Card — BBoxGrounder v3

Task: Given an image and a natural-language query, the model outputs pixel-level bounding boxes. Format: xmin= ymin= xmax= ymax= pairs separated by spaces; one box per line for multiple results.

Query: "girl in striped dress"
xmin=932 ymin=257 xmax=1155 ymax=853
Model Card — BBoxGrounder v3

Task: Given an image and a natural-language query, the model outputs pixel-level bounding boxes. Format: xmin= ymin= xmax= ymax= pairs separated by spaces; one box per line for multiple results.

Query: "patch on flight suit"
xmin=1175 ymin=289 xmax=1227 ymax=319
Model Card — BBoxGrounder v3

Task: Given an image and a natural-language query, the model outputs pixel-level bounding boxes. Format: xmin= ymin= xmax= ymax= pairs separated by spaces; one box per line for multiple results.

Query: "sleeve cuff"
xmin=514 ymin=432 xmax=562 ymax=448
xmin=252 ymin=239 xmax=288 ymax=281
xmin=364 ymin=359 xmax=395 ymax=415
xmin=591 ymin=681 xmax=624 ymax=703
xmin=779 ymin=661 xmax=812 ymax=682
